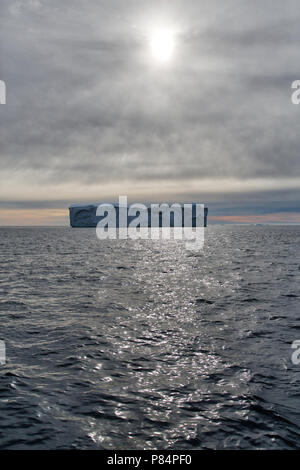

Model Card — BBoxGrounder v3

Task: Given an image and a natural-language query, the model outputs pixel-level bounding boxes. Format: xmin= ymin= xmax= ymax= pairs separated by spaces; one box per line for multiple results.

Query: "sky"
xmin=0 ymin=0 xmax=300 ymax=225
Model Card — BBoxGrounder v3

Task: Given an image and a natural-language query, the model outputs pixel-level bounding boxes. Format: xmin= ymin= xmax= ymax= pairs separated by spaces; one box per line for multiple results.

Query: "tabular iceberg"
xmin=69 ymin=203 xmax=208 ymax=228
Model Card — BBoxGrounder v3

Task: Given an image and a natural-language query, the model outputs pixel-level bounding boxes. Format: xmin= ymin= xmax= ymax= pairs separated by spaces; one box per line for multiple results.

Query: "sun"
xmin=151 ymin=29 xmax=174 ymax=62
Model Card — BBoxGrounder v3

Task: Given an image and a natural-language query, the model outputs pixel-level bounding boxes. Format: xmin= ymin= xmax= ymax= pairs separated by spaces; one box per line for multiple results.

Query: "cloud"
xmin=1 ymin=0 xmax=300 ymax=213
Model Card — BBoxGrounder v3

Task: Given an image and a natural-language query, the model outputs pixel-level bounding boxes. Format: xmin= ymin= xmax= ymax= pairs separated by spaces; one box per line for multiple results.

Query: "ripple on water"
xmin=0 ymin=226 xmax=299 ymax=449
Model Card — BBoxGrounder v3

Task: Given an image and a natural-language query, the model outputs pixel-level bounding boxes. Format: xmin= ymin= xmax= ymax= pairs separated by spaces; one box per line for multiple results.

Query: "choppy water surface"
xmin=0 ymin=225 xmax=299 ymax=449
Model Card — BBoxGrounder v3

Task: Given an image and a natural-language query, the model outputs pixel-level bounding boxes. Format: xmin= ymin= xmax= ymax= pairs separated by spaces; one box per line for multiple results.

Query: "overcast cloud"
xmin=0 ymin=0 xmax=299 ymax=222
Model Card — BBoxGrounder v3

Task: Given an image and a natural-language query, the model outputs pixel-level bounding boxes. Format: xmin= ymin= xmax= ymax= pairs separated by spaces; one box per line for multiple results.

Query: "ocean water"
xmin=0 ymin=225 xmax=299 ymax=450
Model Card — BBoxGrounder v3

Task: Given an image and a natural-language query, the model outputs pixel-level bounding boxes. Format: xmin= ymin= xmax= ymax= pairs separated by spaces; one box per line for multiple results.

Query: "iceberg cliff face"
xmin=69 ymin=204 xmax=208 ymax=227
xmin=69 ymin=205 xmax=100 ymax=227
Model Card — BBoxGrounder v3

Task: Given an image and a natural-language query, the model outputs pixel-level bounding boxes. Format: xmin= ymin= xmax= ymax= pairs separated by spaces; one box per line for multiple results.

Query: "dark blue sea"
xmin=0 ymin=225 xmax=299 ymax=449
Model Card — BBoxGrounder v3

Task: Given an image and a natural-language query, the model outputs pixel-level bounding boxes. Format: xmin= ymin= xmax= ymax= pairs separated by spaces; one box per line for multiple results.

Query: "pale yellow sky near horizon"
xmin=0 ymin=208 xmax=300 ymax=226
xmin=1 ymin=177 xmax=300 ymax=202
xmin=0 ymin=175 xmax=299 ymax=225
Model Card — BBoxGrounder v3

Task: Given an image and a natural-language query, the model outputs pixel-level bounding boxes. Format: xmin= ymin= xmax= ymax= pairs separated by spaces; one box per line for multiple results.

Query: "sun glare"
xmin=151 ymin=29 xmax=174 ymax=62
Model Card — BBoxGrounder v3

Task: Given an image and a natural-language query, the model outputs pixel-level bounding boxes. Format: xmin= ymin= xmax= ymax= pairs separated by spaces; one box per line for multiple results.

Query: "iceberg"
xmin=69 ymin=203 xmax=208 ymax=227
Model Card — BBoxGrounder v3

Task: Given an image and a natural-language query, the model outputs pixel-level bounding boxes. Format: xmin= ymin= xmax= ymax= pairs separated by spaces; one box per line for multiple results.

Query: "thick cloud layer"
xmin=0 ymin=0 xmax=299 ymax=209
